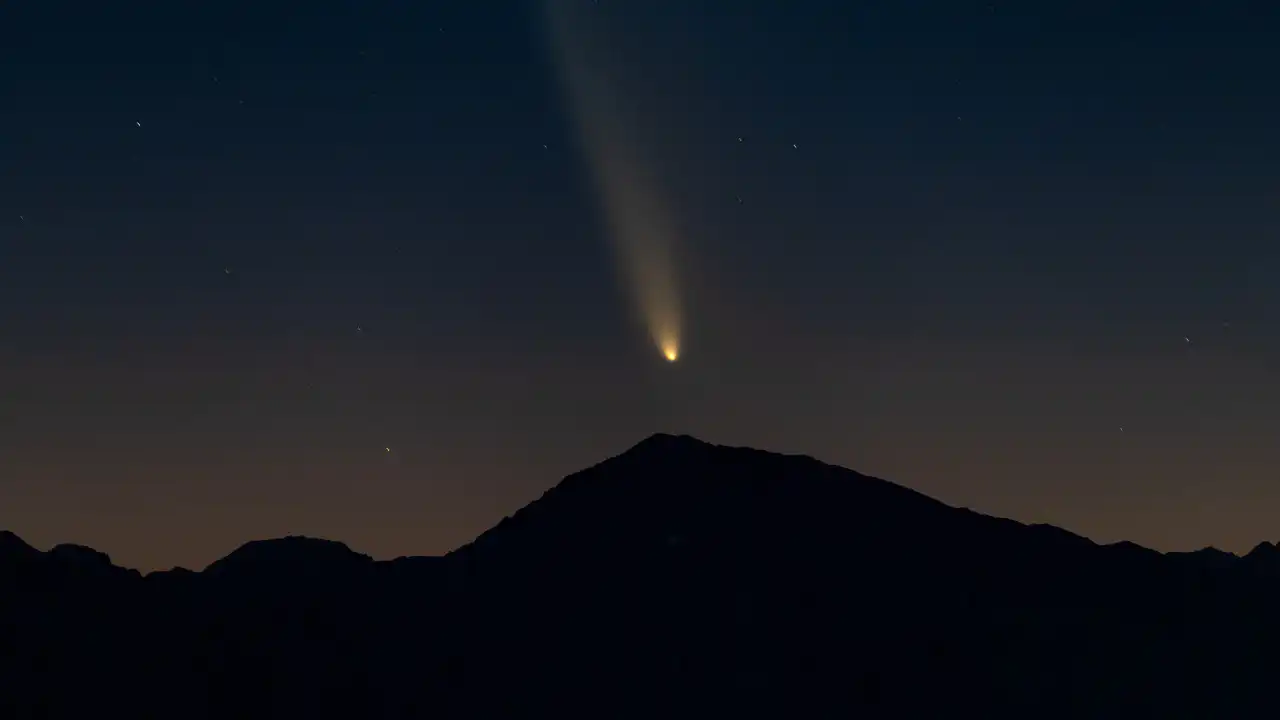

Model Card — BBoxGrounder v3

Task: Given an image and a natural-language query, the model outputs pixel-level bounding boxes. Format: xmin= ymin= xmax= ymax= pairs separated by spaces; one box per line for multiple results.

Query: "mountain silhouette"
xmin=2 ymin=433 xmax=1279 ymax=718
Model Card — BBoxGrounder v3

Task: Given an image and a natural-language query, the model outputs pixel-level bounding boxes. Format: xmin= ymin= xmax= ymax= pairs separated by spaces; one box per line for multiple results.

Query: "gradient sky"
xmin=4 ymin=0 xmax=1280 ymax=571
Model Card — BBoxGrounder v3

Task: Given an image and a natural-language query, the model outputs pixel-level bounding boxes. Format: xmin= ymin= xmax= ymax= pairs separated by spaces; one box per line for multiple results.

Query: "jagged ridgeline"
xmin=3 ymin=434 xmax=1279 ymax=718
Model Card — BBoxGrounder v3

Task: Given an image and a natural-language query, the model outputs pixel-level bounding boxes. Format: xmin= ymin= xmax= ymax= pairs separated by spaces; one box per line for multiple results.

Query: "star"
xmin=737 ymin=136 xmax=744 ymax=143
xmin=792 ymin=143 xmax=798 ymax=149
xmin=385 ymin=447 xmax=391 ymax=453
xmin=223 ymin=267 xmax=231 ymax=274
xmin=135 ymin=121 xmax=141 ymax=127
xmin=1184 ymin=336 xmax=1192 ymax=344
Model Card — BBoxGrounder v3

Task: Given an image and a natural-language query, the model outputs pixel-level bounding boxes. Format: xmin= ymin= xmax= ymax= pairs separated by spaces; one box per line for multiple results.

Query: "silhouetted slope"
xmin=2 ymin=433 xmax=1280 ymax=718
xmin=443 ymin=434 xmax=1243 ymax=716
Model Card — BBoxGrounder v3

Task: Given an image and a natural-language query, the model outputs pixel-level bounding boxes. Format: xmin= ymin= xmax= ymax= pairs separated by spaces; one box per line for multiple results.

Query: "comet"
xmin=544 ymin=0 xmax=683 ymax=363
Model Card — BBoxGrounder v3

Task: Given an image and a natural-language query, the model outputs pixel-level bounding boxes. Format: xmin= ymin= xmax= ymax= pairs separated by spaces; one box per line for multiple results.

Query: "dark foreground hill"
xmin=3 ymin=433 xmax=1280 ymax=718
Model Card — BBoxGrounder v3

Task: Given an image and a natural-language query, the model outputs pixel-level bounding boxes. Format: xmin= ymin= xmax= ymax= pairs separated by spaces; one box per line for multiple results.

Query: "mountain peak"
xmin=1245 ymin=541 xmax=1280 ymax=559
xmin=457 ymin=432 xmax=950 ymax=566
xmin=49 ymin=543 xmax=115 ymax=567
xmin=616 ymin=432 xmax=713 ymax=461
xmin=204 ymin=536 xmax=372 ymax=579
xmin=633 ymin=432 xmax=706 ymax=448
xmin=0 ymin=530 xmax=39 ymax=558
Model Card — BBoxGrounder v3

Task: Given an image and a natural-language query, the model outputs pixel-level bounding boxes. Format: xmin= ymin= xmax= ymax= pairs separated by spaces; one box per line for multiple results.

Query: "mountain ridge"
xmin=0 ymin=433 xmax=1255 ymax=576
xmin=3 ymin=432 xmax=1278 ymax=718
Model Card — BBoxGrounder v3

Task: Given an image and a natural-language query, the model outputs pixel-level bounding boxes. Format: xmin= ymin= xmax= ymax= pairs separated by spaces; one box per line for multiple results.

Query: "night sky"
xmin=5 ymin=0 xmax=1280 ymax=571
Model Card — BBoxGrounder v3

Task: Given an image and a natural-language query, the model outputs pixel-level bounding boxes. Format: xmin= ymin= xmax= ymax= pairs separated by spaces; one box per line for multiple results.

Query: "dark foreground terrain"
xmin=3 ymin=433 xmax=1279 ymax=718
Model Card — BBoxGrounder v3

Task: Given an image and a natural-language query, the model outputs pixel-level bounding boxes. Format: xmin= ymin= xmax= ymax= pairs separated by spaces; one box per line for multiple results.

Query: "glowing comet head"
xmin=660 ymin=333 xmax=680 ymax=361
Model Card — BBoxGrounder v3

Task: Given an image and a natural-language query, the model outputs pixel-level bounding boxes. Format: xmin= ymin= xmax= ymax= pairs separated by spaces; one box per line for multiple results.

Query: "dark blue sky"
xmin=4 ymin=0 xmax=1280 ymax=569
